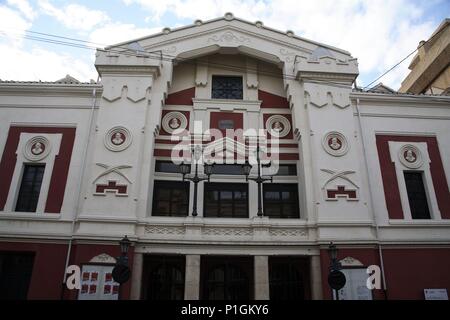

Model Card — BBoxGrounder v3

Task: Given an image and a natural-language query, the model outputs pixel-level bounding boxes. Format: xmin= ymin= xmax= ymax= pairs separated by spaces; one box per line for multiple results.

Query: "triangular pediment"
xmin=106 ymin=14 xmax=354 ymax=65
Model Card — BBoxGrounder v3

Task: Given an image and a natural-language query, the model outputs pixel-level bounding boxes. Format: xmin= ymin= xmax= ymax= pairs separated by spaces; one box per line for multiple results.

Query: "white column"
xmin=184 ymin=254 xmax=201 ymax=300
xmin=130 ymin=253 xmax=144 ymax=300
xmin=310 ymin=255 xmax=323 ymax=300
xmin=254 ymin=256 xmax=270 ymax=300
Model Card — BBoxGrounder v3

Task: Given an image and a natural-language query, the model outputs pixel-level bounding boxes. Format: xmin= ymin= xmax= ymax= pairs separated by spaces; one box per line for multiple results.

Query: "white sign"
xmin=337 ymin=268 xmax=372 ymax=300
xmin=424 ymin=289 xmax=448 ymax=300
xmin=78 ymin=265 xmax=120 ymax=300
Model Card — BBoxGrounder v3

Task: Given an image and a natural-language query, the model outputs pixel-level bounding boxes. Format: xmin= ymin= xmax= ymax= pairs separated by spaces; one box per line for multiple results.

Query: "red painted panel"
xmin=0 ymin=126 xmax=76 ymax=213
xmin=0 ymin=241 xmax=68 ymax=299
xmin=164 ymin=87 xmax=195 ymax=105
xmin=258 ymin=89 xmax=289 ymax=108
xmin=381 ymin=248 xmax=450 ymax=299
xmin=376 ymin=135 xmax=450 ymax=219
xmin=210 ymin=112 xmax=243 ymax=136
xmin=327 ymin=186 xmax=357 ymax=199
xmin=95 ymin=181 xmax=127 ymax=194
xmin=159 ymin=110 xmax=190 ymax=136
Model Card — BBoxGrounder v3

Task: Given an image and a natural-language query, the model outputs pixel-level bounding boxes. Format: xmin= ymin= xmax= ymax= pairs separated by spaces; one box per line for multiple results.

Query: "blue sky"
xmin=0 ymin=0 xmax=448 ymax=89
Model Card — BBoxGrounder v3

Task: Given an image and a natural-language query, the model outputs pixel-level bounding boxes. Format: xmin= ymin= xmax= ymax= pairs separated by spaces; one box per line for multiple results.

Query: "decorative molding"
xmin=161 ymin=111 xmax=188 ymax=133
xmin=340 ymin=256 xmax=364 ymax=267
xmin=398 ymin=144 xmax=423 ymax=169
xmin=24 ymin=136 xmax=51 ymax=161
xmin=279 ymin=48 xmax=296 ymax=62
xmin=93 ymin=163 xmax=132 ymax=184
xmin=321 ymin=169 xmax=358 ymax=189
xmin=90 ymin=253 xmax=116 ymax=264
xmin=104 ymin=126 xmax=132 ymax=152
xmin=145 ymin=225 xmax=185 ymax=235
xmin=306 ymin=90 xmax=328 ymax=108
xmin=321 ymin=169 xmax=359 ymax=201
xmin=265 ymin=115 xmax=291 ymax=138
xmin=203 ymin=227 xmax=253 ymax=236
xmin=269 ymin=228 xmax=307 ymax=237
xmin=332 ymin=91 xmax=350 ymax=109
xmin=322 ymin=131 xmax=349 ymax=157
xmin=207 ymin=31 xmax=250 ymax=44
xmin=94 ymin=180 xmax=128 ymax=197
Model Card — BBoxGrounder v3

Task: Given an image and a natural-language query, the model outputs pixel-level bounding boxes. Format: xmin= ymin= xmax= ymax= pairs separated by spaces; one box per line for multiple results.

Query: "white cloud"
xmin=6 ymin=0 xmax=36 ymax=20
xmin=0 ymin=43 xmax=96 ymax=81
xmin=0 ymin=2 xmax=96 ymax=82
xmin=89 ymin=23 xmax=161 ymax=47
xmin=0 ymin=5 xmax=32 ymax=46
xmin=123 ymin=0 xmax=439 ymax=89
xmin=38 ymin=0 xmax=110 ymax=31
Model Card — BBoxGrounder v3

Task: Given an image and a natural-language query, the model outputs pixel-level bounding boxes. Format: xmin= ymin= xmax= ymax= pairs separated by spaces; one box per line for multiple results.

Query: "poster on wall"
xmin=337 ymin=268 xmax=372 ymax=300
xmin=78 ymin=265 xmax=120 ymax=300
xmin=424 ymin=289 xmax=448 ymax=300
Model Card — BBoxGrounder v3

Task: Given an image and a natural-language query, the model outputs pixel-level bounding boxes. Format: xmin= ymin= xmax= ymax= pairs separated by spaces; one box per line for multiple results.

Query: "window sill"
xmin=388 ymin=219 xmax=450 ymax=227
xmin=0 ymin=211 xmax=62 ymax=220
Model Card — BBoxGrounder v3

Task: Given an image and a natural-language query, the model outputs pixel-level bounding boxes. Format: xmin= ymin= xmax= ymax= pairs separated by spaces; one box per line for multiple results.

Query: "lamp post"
xmin=327 ymin=242 xmax=346 ymax=300
xmin=241 ymin=140 xmax=273 ymax=217
xmin=179 ymin=145 xmax=214 ymax=217
xmin=112 ymin=235 xmax=132 ymax=299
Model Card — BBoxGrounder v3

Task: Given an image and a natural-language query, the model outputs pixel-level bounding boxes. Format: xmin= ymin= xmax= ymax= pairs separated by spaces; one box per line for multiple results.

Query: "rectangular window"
xmin=404 ymin=172 xmax=431 ymax=219
xmin=211 ymin=164 xmax=243 ymax=175
xmin=204 ymin=183 xmax=248 ymax=218
xmin=218 ymin=119 xmax=235 ymax=130
xmin=152 ymin=180 xmax=189 ymax=217
xmin=155 ymin=160 xmax=187 ymax=173
xmin=15 ymin=164 xmax=45 ymax=212
xmin=274 ymin=164 xmax=297 ymax=176
xmin=263 ymin=184 xmax=300 ymax=218
xmin=212 ymin=76 xmax=243 ymax=99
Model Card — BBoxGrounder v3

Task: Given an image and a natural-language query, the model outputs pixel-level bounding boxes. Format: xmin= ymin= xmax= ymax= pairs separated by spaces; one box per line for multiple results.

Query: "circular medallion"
xmin=322 ymin=131 xmax=349 ymax=157
xmin=162 ymin=111 xmax=188 ymax=134
xmin=24 ymin=136 xmax=51 ymax=161
xmin=398 ymin=144 xmax=423 ymax=169
xmin=265 ymin=115 xmax=291 ymax=138
xmin=104 ymin=126 xmax=132 ymax=152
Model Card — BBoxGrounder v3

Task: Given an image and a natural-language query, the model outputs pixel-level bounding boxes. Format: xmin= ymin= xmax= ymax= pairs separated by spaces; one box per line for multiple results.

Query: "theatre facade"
xmin=1 ymin=14 xmax=450 ymax=300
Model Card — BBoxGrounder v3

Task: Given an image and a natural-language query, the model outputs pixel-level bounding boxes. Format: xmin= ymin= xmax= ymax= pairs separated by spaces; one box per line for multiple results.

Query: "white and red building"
xmin=0 ymin=14 xmax=449 ymax=300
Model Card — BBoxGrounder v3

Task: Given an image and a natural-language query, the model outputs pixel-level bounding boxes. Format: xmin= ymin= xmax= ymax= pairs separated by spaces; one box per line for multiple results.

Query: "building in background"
xmin=0 ymin=14 xmax=449 ymax=300
xmin=399 ymin=18 xmax=450 ymax=95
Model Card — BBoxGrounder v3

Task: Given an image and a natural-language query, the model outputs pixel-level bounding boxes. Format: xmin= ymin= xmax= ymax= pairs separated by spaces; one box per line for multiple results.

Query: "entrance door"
xmin=0 ymin=252 xmax=35 ymax=299
xmin=269 ymin=257 xmax=310 ymax=300
xmin=201 ymin=256 xmax=253 ymax=300
xmin=143 ymin=255 xmax=185 ymax=300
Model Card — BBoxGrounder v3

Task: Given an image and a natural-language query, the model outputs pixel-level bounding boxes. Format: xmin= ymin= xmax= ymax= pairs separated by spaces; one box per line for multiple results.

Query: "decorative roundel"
xmin=24 ymin=136 xmax=51 ymax=161
xmin=399 ymin=144 xmax=423 ymax=169
xmin=322 ymin=131 xmax=349 ymax=157
xmin=265 ymin=115 xmax=291 ymax=138
xmin=162 ymin=111 xmax=188 ymax=134
xmin=104 ymin=126 xmax=132 ymax=152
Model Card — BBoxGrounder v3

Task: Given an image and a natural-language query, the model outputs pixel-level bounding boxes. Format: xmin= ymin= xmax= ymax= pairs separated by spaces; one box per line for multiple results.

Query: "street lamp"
xmin=327 ymin=242 xmax=346 ymax=300
xmin=119 ymin=235 xmax=131 ymax=259
xmin=242 ymin=140 xmax=273 ymax=217
xmin=179 ymin=145 xmax=214 ymax=217
xmin=112 ymin=235 xmax=132 ymax=289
